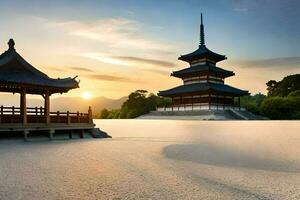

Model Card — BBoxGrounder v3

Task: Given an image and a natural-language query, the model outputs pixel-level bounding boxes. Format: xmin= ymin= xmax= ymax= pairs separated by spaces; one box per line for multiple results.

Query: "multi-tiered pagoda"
xmin=158 ymin=14 xmax=249 ymax=111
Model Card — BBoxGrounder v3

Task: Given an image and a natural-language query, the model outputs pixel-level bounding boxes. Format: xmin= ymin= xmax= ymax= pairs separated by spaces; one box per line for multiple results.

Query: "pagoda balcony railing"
xmin=0 ymin=106 xmax=92 ymax=124
xmin=157 ymin=103 xmax=245 ymax=112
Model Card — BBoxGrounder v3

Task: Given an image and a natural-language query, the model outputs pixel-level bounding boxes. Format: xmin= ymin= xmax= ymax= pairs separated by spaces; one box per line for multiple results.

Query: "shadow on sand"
xmin=163 ymin=143 xmax=300 ymax=173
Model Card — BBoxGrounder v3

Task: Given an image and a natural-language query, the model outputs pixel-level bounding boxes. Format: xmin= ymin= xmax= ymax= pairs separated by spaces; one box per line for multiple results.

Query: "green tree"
xmin=107 ymin=109 xmax=121 ymax=119
xmin=288 ymin=90 xmax=300 ymax=97
xmin=239 ymin=93 xmax=266 ymax=115
xmin=260 ymin=96 xmax=300 ymax=119
xmin=116 ymin=90 xmax=172 ymax=118
xmin=99 ymin=108 xmax=109 ymax=119
xmin=267 ymin=74 xmax=300 ymax=97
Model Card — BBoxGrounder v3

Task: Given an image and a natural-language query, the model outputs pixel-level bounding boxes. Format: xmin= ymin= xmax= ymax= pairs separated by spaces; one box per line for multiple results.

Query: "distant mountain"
xmin=50 ymin=96 xmax=127 ymax=114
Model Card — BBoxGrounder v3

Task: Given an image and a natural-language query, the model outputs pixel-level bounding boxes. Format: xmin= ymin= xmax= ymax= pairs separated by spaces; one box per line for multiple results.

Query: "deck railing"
xmin=157 ymin=103 xmax=245 ymax=112
xmin=0 ymin=106 xmax=92 ymax=124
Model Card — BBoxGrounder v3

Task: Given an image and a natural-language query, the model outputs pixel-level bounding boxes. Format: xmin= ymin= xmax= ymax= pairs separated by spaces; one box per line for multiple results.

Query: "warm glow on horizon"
xmin=82 ymin=91 xmax=93 ymax=100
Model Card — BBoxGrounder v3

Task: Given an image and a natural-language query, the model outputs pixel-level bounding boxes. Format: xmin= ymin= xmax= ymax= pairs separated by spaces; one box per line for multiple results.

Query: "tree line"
xmin=240 ymin=74 xmax=300 ymax=119
xmin=99 ymin=90 xmax=171 ymax=119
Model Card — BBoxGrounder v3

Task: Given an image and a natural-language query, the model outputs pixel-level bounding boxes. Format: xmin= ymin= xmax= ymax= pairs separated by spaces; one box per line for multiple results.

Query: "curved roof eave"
xmin=0 ymin=39 xmax=80 ymax=92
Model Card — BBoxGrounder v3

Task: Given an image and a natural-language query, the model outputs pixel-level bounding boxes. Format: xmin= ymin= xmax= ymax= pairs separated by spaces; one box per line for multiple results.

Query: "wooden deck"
xmin=0 ymin=106 xmax=96 ymax=140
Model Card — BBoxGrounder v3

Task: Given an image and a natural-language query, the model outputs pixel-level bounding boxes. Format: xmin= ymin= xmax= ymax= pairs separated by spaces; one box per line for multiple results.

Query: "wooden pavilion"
xmin=0 ymin=39 xmax=101 ymax=140
xmin=158 ymin=14 xmax=249 ymax=112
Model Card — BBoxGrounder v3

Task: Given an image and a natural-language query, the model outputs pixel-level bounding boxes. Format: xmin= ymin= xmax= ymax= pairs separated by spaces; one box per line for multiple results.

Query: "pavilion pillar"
xmin=208 ymin=93 xmax=211 ymax=110
xmin=180 ymin=96 xmax=183 ymax=111
xmin=238 ymin=96 xmax=241 ymax=110
xmin=191 ymin=96 xmax=194 ymax=111
xmin=171 ymin=97 xmax=174 ymax=112
xmin=20 ymin=88 xmax=27 ymax=125
xmin=44 ymin=90 xmax=50 ymax=124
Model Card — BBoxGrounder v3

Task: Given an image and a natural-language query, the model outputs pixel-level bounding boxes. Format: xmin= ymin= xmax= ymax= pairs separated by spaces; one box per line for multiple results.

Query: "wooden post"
xmin=48 ymin=129 xmax=54 ymax=140
xmin=238 ymin=96 xmax=241 ymax=110
xmin=0 ymin=105 xmax=3 ymax=123
xmin=57 ymin=111 xmax=60 ymax=123
xmin=77 ymin=111 xmax=80 ymax=123
xmin=88 ymin=106 xmax=93 ymax=124
xmin=12 ymin=106 xmax=15 ymax=123
xmin=80 ymin=130 xmax=84 ymax=139
xmin=171 ymin=97 xmax=174 ymax=112
xmin=36 ymin=107 xmax=39 ymax=123
xmin=191 ymin=96 xmax=193 ymax=111
xmin=69 ymin=130 xmax=73 ymax=139
xmin=208 ymin=93 xmax=211 ymax=110
xmin=20 ymin=88 xmax=27 ymax=125
xmin=181 ymin=96 xmax=184 ymax=111
xmin=44 ymin=90 xmax=50 ymax=124
xmin=67 ymin=111 xmax=71 ymax=125
xmin=23 ymin=130 xmax=29 ymax=142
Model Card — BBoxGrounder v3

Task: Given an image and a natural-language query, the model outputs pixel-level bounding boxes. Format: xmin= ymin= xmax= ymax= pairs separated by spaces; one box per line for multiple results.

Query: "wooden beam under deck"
xmin=0 ymin=123 xmax=96 ymax=141
xmin=0 ymin=123 xmax=95 ymax=132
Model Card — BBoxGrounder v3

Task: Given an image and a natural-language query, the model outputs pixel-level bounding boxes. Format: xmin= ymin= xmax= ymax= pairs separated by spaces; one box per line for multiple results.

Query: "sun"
xmin=82 ymin=91 xmax=93 ymax=100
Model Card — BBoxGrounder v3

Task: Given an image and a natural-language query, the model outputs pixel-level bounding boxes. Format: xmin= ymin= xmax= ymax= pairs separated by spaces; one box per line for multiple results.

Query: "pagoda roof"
xmin=178 ymin=45 xmax=227 ymax=63
xmin=172 ymin=63 xmax=234 ymax=78
xmin=0 ymin=39 xmax=79 ymax=94
xmin=158 ymin=82 xmax=249 ymax=97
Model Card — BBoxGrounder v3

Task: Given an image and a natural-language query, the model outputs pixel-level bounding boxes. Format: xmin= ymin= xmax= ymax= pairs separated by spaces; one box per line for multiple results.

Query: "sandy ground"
xmin=0 ymin=120 xmax=300 ymax=200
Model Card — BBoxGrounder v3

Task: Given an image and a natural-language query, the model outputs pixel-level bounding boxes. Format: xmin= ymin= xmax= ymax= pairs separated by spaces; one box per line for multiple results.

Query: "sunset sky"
xmin=0 ymin=0 xmax=299 ymax=100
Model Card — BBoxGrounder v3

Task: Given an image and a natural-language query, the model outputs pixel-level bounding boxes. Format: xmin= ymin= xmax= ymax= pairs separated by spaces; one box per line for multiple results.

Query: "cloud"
xmin=70 ymin=67 xmax=94 ymax=72
xmin=45 ymin=18 xmax=174 ymax=52
xmin=143 ymin=68 xmax=170 ymax=75
xmin=82 ymin=53 xmax=175 ymax=68
xmin=113 ymin=56 xmax=175 ymax=68
xmin=47 ymin=67 xmax=66 ymax=72
xmin=85 ymin=74 xmax=141 ymax=83
xmin=231 ymin=56 xmax=300 ymax=69
xmin=82 ymin=53 xmax=129 ymax=66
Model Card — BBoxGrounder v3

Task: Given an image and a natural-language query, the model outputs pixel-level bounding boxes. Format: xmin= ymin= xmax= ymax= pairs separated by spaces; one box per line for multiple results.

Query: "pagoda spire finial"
xmin=8 ymin=39 xmax=15 ymax=51
xmin=200 ymin=13 xmax=205 ymax=46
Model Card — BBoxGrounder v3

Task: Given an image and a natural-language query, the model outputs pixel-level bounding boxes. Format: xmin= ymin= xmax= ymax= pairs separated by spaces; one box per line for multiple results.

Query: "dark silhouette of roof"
xmin=172 ymin=63 xmax=234 ymax=78
xmin=158 ymin=82 xmax=249 ymax=97
xmin=178 ymin=45 xmax=227 ymax=63
xmin=0 ymin=39 xmax=79 ymax=94
xmin=178 ymin=14 xmax=226 ymax=63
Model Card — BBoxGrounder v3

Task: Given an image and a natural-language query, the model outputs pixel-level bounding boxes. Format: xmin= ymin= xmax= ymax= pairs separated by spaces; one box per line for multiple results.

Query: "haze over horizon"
xmin=0 ymin=0 xmax=299 ymax=100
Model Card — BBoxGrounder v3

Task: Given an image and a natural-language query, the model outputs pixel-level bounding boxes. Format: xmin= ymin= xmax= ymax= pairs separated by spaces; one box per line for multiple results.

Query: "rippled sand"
xmin=0 ymin=120 xmax=300 ymax=200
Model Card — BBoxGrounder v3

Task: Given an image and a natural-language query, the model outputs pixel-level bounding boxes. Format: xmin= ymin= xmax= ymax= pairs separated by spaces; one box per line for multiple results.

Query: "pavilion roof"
xmin=158 ymin=82 xmax=249 ymax=97
xmin=0 ymin=39 xmax=79 ymax=94
xmin=171 ymin=63 xmax=234 ymax=78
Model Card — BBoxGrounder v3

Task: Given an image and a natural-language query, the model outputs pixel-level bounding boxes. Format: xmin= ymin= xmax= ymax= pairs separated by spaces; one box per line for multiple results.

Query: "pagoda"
xmin=158 ymin=14 xmax=249 ymax=111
